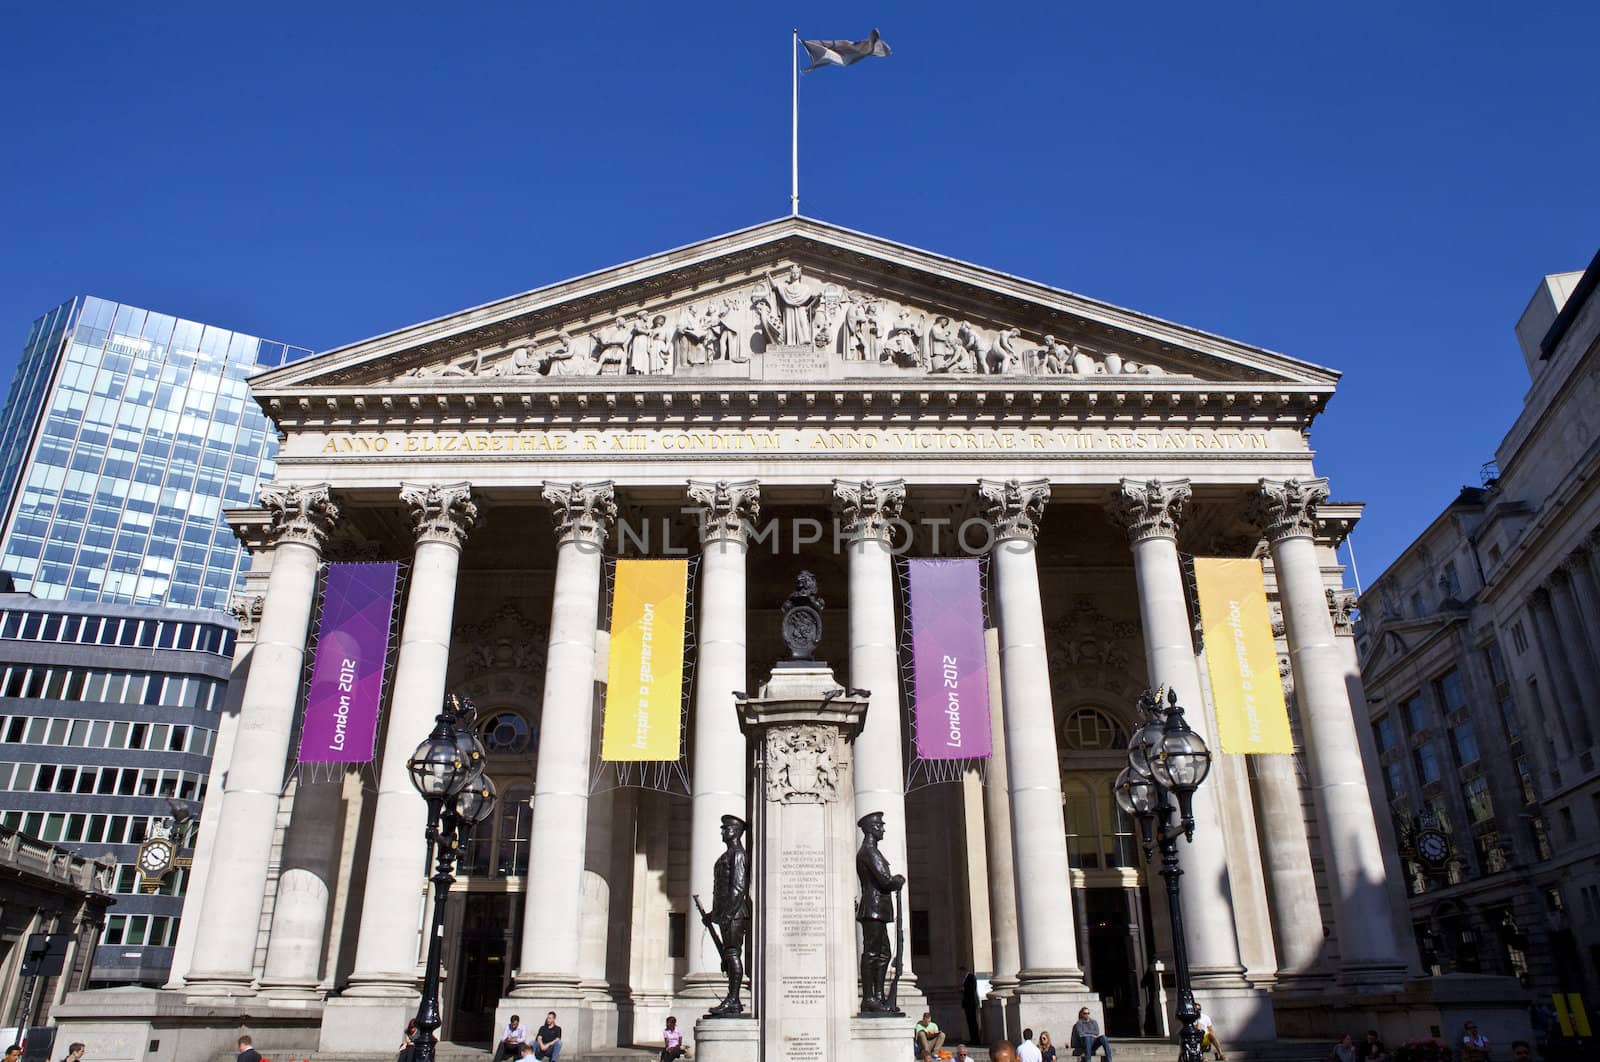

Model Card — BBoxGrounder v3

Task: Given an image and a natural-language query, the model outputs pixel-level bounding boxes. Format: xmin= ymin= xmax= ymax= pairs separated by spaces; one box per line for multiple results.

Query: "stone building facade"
xmin=1357 ymin=253 xmax=1600 ymax=1001
xmin=55 ymin=218 xmax=1430 ymax=1059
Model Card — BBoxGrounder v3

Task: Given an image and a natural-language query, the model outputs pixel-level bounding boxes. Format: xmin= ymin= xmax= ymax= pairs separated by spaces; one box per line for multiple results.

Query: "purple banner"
xmin=908 ymin=558 xmax=993 ymax=760
xmin=298 ymin=562 xmax=400 ymax=764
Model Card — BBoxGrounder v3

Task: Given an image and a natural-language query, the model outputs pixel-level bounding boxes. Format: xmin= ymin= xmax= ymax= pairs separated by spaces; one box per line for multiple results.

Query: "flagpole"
xmin=791 ymin=27 xmax=800 ymax=217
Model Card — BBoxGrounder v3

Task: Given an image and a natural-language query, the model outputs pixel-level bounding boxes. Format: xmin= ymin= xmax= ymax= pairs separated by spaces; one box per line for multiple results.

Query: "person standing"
xmin=660 ymin=1016 xmax=687 ymax=1062
xmin=856 ymin=811 xmax=906 ymax=1013
xmin=960 ymin=967 xmax=982 ymax=1044
xmin=1072 ymin=1007 xmax=1113 ymax=1061
xmin=533 ymin=1013 xmax=563 ymax=1062
xmin=1016 ymin=1029 xmax=1042 ymax=1062
xmin=494 ymin=1015 xmax=528 ymax=1062
xmin=1460 ymin=1021 xmax=1491 ymax=1062
xmin=235 ymin=1036 xmax=262 ymax=1062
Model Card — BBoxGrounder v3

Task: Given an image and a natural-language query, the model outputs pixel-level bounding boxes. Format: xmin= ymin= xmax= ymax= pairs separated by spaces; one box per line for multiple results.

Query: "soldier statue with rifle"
xmin=856 ymin=810 xmax=906 ymax=1015
xmin=694 ymin=814 xmax=751 ymax=1017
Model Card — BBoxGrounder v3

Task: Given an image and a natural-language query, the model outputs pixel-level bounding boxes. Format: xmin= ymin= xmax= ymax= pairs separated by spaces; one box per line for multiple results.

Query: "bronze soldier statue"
xmin=703 ymin=814 xmax=751 ymax=1016
xmin=856 ymin=810 xmax=905 ymax=1014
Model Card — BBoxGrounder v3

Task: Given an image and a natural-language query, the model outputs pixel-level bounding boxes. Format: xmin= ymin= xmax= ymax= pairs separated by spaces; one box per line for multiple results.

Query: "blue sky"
xmin=2 ymin=2 xmax=1596 ymax=581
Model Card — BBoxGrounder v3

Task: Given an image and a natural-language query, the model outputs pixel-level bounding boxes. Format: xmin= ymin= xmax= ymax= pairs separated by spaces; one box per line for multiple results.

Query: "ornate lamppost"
xmin=406 ymin=693 xmax=498 ymax=1062
xmin=1114 ymin=688 xmax=1213 ymax=1062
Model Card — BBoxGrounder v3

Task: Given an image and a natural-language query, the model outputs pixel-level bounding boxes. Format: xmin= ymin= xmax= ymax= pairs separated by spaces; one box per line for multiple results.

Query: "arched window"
xmin=1063 ymin=773 xmax=1137 ymax=870
xmin=481 ymin=711 xmax=535 ymax=755
xmin=496 ymin=785 xmax=533 ymax=877
xmin=1062 ymin=708 xmax=1126 ymax=751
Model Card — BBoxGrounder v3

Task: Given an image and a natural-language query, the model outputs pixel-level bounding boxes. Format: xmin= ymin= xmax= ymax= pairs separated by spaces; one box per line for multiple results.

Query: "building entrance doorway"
xmin=1083 ymin=887 xmax=1143 ymax=1038
xmin=452 ymin=892 xmax=518 ymax=1046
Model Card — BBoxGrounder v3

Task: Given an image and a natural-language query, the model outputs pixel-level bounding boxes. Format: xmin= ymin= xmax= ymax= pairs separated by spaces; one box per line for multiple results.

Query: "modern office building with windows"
xmin=0 ymin=590 xmax=238 ymax=986
xmin=0 ymin=295 xmax=311 ymax=609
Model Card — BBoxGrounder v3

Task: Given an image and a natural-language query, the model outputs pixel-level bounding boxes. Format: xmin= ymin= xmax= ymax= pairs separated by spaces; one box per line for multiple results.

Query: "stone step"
xmin=240 ymin=1039 xmax=1337 ymax=1062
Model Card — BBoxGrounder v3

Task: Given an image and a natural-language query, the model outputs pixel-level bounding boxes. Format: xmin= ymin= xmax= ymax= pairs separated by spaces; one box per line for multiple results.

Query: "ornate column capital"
xmin=687 ymin=478 xmax=761 ymax=545
xmin=259 ymin=484 xmax=339 ymax=551
xmin=1252 ymin=477 xmax=1330 ymax=543
xmin=1107 ymin=477 xmax=1191 ymax=544
xmin=400 ymin=481 xmax=481 ymax=549
xmin=1327 ymin=588 xmax=1357 ymax=636
xmin=542 ymin=480 xmax=616 ymax=549
xmin=832 ymin=478 xmax=906 ymax=545
xmin=979 ymin=477 xmax=1050 ymax=543
xmin=1529 ymin=585 xmax=1554 ymax=611
xmin=228 ymin=593 xmax=265 ymax=639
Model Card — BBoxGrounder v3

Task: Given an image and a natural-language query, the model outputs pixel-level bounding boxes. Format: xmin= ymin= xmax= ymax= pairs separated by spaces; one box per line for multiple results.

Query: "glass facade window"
xmin=0 ymin=297 xmax=310 ymax=608
xmin=1403 ymin=692 xmax=1428 ymax=734
xmin=1463 ymin=775 xmax=1495 ymax=823
xmin=1414 ymin=741 xmax=1441 ymax=784
xmin=1374 ymin=715 xmax=1395 ymax=753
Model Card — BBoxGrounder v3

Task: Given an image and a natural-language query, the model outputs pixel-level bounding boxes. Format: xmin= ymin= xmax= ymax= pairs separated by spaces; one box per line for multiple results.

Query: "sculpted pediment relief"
xmin=396 ymin=262 xmax=1194 ymax=385
xmin=254 ymin=218 xmax=1338 ymax=394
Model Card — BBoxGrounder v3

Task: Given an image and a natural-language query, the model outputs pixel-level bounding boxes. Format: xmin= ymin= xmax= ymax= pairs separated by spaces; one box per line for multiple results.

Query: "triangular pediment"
xmin=253 ymin=217 xmax=1338 ymax=395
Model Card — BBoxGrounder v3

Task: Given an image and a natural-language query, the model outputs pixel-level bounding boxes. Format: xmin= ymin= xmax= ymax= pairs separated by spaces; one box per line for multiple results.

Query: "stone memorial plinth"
xmin=734 ymin=663 xmax=902 ymax=1062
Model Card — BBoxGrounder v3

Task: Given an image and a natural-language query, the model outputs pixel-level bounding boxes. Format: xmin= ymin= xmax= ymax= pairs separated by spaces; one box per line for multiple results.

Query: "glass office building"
xmin=0 ymin=297 xmax=312 ymax=609
xmin=0 ymin=591 xmax=237 ymax=985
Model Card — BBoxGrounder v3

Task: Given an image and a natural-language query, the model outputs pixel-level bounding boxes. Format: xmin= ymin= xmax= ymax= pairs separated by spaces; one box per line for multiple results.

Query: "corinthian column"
xmin=514 ymin=482 xmax=616 ymax=1006
xmin=1528 ymin=588 xmax=1585 ymax=747
xmin=681 ymin=478 xmax=759 ymax=1003
xmin=342 ymin=482 xmax=480 ymax=997
xmin=833 ymin=478 xmax=925 ymax=1006
xmin=1253 ymin=478 xmax=1405 ymax=989
xmin=979 ymin=478 xmax=1094 ymax=1031
xmin=185 ymin=484 xmax=338 ymax=996
xmin=1107 ymin=480 xmax=1251 ymax=987
xmin=1547 ymin=570 xmax=1600 ymax=745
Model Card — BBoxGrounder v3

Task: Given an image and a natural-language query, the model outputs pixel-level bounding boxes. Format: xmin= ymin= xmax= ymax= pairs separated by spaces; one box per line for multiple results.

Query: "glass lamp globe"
xmin=1114 ymin=765 xmax=1159 ymax=817
xmin=407 ymin=731 xmax=468 ymax=799
xmin=1128 ymin=719 xmax=1165 ymax=776
xmin=1150 ymin=726 xmax=1212 ymax=792
xmin=454 ymin=773 xmax=499 ymax=825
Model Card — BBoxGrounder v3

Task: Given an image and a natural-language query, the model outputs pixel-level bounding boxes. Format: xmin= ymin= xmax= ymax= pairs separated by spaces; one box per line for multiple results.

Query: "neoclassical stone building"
xmin=58 ymin=219 xmax=1412 ymax=1058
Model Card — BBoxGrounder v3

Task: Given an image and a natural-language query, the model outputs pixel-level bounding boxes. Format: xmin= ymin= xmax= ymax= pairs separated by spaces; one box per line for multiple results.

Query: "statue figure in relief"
xmin=766 ymin=264 xmax=822 ymax=345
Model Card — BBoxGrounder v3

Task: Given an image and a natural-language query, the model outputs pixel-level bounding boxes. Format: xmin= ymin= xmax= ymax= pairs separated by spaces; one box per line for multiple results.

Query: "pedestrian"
xmin=954 ymin=1047 xmax=973 ymax=1062
xmin=399 ymin=1018 xmax=423 ymax=1062
xmin=534 ymin=1012 xmax=563 ymax=1062
xmin=236 ymin=1036 xmax=262 ymax=1062
xmin=1360 ymin=1030 xmax=1389 ymax=1062
xmin=1038 ymin=1030 xmax=1057 ymax=1062
xmin=1460 ymin=1021 xmax=1491 ymax=1062
xmin=1329 ymin=1033 xmax=1358 ymax=1062
xmin=1509 ymin=1041 xmax=1532 ymax=1062
xmin=961 ymin=966 xmax=982 ymax=1044
xmin=494 ymin=1015 xmax=528 ymax=1062
xmin=915 ymin=1012 xmax=947 ymax=1060
xmin=1017 ymin=1028 xmax=1042 ymax=1062
xmin=1072 ymin=1006 xmax=1113 ymax=1061
xmin=58 ymin=1045 xmax=86 ymax=1062
xmin=660 ymin=1016 xmax=687 ymax=1062
xmin=5 ymin=1047 xmax=22 ymax=1062
xmin=1196 ymin=1013 xmax=1227 ymax=1061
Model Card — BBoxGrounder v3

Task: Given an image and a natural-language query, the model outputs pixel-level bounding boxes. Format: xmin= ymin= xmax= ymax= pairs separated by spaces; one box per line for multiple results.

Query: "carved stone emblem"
xmin=228 ymin=593 xmax=265 ymax=638
xmin=766 ymin=725 xmax=840 ymax=804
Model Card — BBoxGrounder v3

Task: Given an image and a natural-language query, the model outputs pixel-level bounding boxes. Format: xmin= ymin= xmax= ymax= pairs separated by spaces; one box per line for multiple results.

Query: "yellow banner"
xmin=1194 ymin=557 xmax=1293 ymax=754
xmin=602 ymin=559 xmax=688 ymax=761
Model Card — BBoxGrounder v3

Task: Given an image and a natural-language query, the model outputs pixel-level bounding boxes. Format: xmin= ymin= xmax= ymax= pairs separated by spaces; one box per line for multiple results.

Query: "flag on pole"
xmin=801 ymin=29 xmax=892 ymax=72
